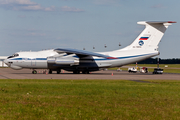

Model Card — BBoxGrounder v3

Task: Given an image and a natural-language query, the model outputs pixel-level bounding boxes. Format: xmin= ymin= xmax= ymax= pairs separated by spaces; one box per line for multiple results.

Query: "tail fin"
xmin=122 ymin=21 xmax=176 ymax=51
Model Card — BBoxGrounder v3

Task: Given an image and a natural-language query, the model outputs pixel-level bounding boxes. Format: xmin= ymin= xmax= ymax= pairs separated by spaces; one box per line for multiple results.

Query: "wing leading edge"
xmin=54 ymin=48 xmax=117 ymax=59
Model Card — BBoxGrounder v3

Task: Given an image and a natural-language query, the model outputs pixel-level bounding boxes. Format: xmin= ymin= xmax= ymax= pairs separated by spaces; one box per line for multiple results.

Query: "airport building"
xmin=0 ymin=56 xmax=8 ymax=67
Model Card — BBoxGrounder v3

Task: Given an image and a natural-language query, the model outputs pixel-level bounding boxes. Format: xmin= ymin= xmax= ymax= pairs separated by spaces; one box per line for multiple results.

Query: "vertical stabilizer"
xmin=122 ymin=21 xmax=176 ymax=51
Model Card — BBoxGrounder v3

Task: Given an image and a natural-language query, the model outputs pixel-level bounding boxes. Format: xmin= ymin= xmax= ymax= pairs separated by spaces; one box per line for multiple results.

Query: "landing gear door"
xmin=31 ymin=58 xmax=36 ymax=66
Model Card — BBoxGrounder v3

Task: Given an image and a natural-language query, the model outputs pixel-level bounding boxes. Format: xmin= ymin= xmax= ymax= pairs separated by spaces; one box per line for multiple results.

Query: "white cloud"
xmin=0 ymin=0 xmax=55 ymax=11
xmin=15 ymin=4 xmax=42 ymax=11
xmin=0 ymin=0 xmax=84 ymax=12
xmin=0 ymin=0 xmax=35 ymax=5
xmin=61 ymin=6 xmax=84 ymax=12
xmin=44 ymin=6 xmax=56 ymax=11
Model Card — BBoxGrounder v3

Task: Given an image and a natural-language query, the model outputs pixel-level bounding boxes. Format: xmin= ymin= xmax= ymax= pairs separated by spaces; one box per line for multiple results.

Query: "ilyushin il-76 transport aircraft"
xmin=4 ymin=21 xmax=176 ymax=74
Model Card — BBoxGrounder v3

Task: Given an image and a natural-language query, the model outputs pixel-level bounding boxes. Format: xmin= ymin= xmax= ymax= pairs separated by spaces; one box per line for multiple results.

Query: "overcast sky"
xmin=0 ymin=0 xmax=179 ymax=59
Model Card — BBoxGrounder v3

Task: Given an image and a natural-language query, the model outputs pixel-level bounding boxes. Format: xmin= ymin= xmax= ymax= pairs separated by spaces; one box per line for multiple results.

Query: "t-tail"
xmin=122 ymin=21 xmax=176 ymax=51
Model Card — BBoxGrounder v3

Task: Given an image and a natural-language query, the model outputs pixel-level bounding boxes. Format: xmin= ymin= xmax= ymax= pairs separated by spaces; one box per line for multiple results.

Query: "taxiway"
xmin=0 ymin=68 xmax=180 ymax=80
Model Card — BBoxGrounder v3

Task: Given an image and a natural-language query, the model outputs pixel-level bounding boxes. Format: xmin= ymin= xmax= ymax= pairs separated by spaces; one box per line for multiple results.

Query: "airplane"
xmin=4 ymin=21 xmax=176 ymax=74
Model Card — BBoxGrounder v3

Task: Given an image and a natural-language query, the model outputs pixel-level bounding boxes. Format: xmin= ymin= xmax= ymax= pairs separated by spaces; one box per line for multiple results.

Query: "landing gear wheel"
xmin=32 ymin=70 xmax=37 ymax=74
xmin=57 ymin=69 xmax=61 ymax=74
xmin=82 ymin=71 xmax=89 ymax=74
xmin=73 ymin=70 xmax=80 ymax=74
xmin=49 ymin=70 xmax=52 ymax=74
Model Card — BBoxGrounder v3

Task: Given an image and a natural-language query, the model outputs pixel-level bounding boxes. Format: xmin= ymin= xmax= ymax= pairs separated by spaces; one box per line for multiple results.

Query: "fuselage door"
xmin=31 ymin=58 xmax=36 ymax=66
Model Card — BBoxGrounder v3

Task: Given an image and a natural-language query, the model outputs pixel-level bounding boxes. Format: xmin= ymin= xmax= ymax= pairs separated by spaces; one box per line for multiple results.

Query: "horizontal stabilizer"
xmin=138 ymin=21 xmax=176 ymax=25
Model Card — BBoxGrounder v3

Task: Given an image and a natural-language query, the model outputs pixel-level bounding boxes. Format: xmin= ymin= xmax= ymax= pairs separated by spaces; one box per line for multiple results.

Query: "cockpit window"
xmin=7 ymin=54 xmax=19 ymax=59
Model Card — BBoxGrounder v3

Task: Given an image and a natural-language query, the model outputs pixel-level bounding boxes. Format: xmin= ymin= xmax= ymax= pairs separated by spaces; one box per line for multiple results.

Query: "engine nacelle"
xmin=55 ymin=58 xmax=79 ymax=65
xmin=47 ymin=54 xmax=79 ymax=65
xmin=47 ymin=57 xmax=79 ymax=65
xmin=47 ymin=57 xmax=56 ymax=63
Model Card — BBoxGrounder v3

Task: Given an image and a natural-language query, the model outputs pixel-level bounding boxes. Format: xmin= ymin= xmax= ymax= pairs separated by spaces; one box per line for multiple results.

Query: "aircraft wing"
xmin=54 ymin=48 xmax=117 ymax=59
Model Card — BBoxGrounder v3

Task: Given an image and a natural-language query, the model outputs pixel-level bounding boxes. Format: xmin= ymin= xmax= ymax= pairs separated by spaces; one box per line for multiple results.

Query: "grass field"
xmin=1 ymin=79 xmax=180 ymax=119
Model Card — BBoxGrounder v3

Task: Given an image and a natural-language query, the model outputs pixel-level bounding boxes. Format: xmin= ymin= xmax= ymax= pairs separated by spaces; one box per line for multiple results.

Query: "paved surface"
xmin=0 ymin=68 xmax=180 ymax=80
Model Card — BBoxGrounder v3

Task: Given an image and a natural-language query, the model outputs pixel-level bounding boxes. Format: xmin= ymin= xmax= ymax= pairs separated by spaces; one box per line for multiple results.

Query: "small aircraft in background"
xmin=4 ymin=21 xmax=176 ymax=74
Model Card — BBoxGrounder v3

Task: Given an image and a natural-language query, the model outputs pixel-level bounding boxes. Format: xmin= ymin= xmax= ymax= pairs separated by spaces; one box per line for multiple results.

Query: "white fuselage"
xmin=4 ymin=49 xmax=159 ymax=71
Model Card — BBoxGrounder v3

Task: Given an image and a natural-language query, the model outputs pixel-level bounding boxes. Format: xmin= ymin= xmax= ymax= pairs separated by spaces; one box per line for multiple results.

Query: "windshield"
xmin=7 ymin=54 xmax=19 ymax=59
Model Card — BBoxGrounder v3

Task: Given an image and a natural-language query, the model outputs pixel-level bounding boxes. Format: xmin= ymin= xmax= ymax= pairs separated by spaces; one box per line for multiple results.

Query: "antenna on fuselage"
xmin=119 ymin=42 xmax=121 ymax=46
xmin=104 ymin=44 xmax=107 ymax=48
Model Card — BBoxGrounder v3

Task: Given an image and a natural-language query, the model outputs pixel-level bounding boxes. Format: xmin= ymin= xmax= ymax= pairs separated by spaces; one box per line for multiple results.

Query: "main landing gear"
xmin=57 ymin=69 xmax=61 ymax=74
xmin=32 ymin=69 xmax=90 ymax=74
xmin=73 ymin=70 xmax=90 ymax=74
xmin=48 ymin=69 xmax=61 ymax=74
xmin=73 ymin=70 xmax=80 ymax=74
xmin=49 ymin=70 xmax=52 ymax=74
xmin=82 ymin=71 xmax=89 ymax=74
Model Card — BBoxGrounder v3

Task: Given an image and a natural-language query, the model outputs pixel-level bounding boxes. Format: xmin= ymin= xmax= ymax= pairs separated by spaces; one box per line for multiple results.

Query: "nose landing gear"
xmin=32 ymin=70 xmax=37 ymax=74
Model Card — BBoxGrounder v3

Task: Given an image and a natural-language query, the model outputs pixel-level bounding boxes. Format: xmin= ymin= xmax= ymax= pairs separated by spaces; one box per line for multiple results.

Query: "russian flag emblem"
xmin=139 ymin=37 xmax=149 ymax=40
xmin=139 ymin=34 xmax=151 ymax=40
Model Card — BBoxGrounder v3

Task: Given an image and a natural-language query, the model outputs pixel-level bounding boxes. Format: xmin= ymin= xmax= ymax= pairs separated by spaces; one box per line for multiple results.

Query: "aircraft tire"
xmin=32 ymin=70 xmax=37 ymax=74
xmin=82 ymin=71 xmax=89 ymax=74
xmin=73 ymin=70 xmax=80 ymax=74
xmin=49 ymin=70 xmax=52 ymax=74
xmin=57 ymin=70 xmax=61 ymax=74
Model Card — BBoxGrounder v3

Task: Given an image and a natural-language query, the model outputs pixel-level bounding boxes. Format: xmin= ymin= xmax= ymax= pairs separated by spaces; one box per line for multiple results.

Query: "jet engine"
xmin=55 ymin=58 xmax=79 ymax=65
xmin=47 ymin=54 xmax=79 ymax=65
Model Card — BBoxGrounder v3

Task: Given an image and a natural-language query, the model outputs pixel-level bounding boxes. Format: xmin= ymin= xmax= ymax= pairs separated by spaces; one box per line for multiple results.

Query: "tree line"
xmin=138 ymin=58 xmax=180 ymax=64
